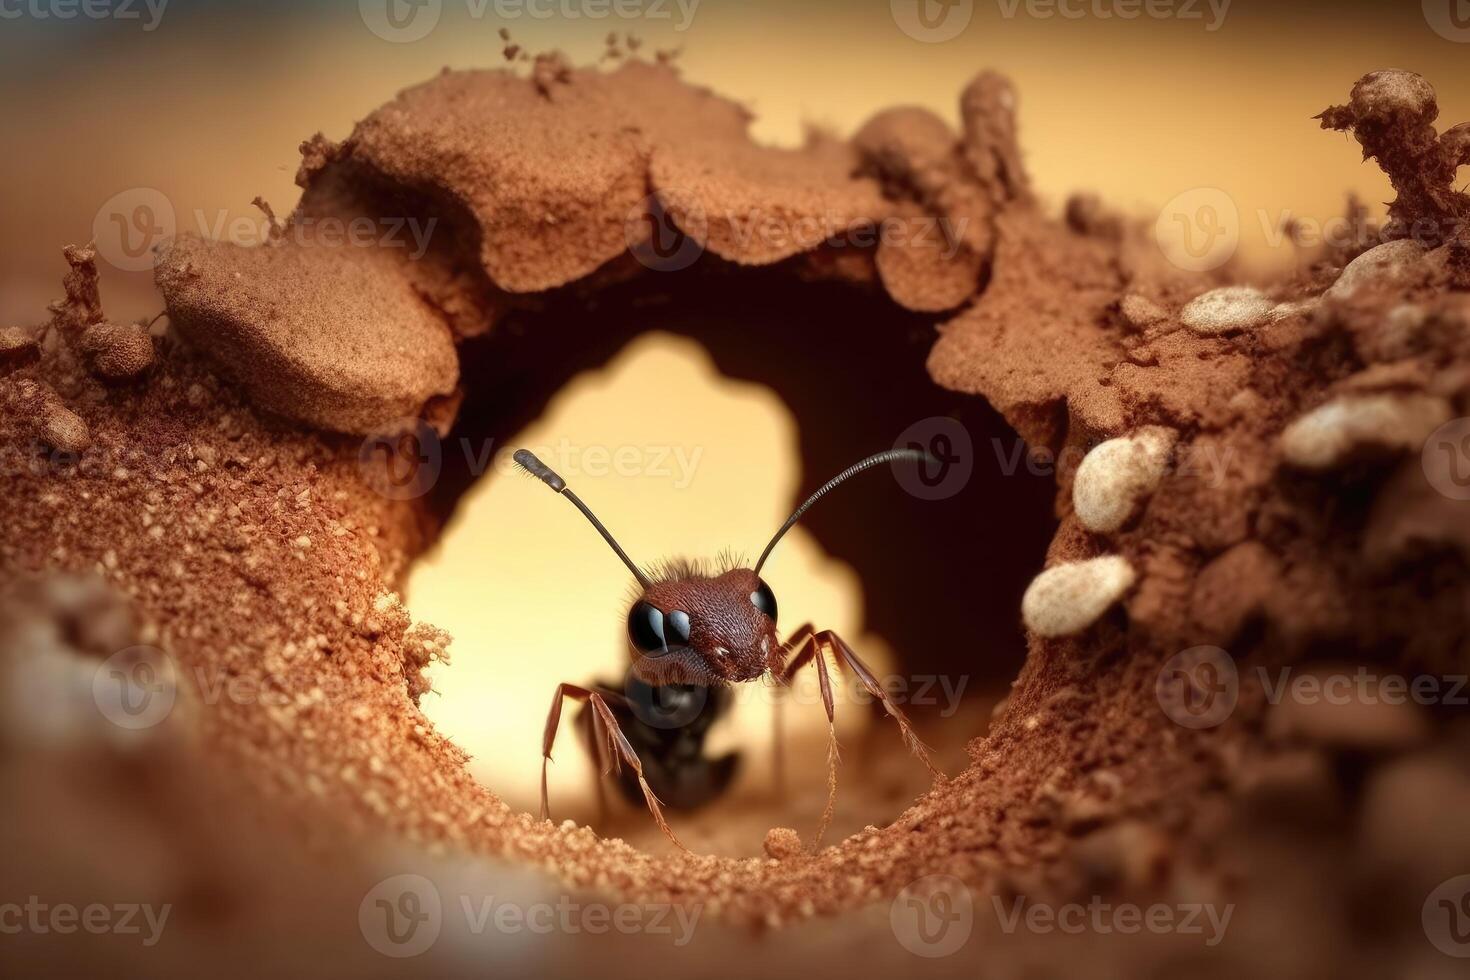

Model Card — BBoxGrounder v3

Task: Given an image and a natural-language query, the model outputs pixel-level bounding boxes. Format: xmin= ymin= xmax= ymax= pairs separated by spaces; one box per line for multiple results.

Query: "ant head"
xmin=626 ymin=564 xmax=779 ymax=686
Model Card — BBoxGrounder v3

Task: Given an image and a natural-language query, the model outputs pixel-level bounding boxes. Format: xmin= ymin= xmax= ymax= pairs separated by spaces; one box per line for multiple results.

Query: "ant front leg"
xmin=541 ymin=682 xmax=685 ymax=851
xmin=779 ymin=626 xmax=841 ymax=848
xmin=578 ymin=696 xmax=611 ymax=827
xmin=823 ymin=631 xmax=942 ymax=781
xmin=780 ymin=628 xmax=945 ymax=850
xmin=772 ymin=622 xmax=816 ymax=800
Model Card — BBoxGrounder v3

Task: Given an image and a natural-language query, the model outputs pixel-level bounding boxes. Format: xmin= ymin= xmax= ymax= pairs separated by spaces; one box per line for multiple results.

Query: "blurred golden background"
xmin=4 ymin=0 xmax=1468 ymax=829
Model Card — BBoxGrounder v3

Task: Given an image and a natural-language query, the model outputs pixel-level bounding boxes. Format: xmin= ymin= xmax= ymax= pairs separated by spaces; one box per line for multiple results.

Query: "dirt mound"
xmin=2 ymin=58 xmax=1469 ymax=978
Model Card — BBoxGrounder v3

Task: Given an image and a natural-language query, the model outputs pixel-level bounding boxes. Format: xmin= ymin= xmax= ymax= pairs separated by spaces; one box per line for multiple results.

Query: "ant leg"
xmin=541 ymin=683 xmax=686 ymax=851
xmin=542 ymin=682 xmax=594 ymax=822
xmin=579 ymin=702 xmax=611 ymax=826
xmin=773 ymin=622 xmax=816 ymax=799
xmin=776 ymin=624 xmax=818 ymax=684
xmin=587 ymin=695 xmax=686 ymax=851
xmin=810 ymin=638 xmax=841 ymax=849
xmin=772 ymin=681 xmax=785 ymax=799
xmin=777 ymin=622 xmax=816 ymax=674
xmin=821 ymin=631 xmax=943 ymax=781
xmin=779 ymin=630 xmax=841 ymax=849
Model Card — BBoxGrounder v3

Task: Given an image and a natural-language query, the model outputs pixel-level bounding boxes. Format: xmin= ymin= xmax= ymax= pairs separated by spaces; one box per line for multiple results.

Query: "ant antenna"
xmin=513 ymin=449 xmax=652 ymax=589
xmin=754 ymin=447 xmax=936 ymax=574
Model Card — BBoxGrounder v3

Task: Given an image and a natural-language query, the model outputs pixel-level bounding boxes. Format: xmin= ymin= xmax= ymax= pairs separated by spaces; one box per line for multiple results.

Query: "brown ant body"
xmin=514 ymin=447 xmax=942 ymax=851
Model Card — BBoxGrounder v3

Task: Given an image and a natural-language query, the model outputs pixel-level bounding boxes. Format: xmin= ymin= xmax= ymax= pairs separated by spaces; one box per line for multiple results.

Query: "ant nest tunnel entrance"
xmin=5 ymin=55 xmax=1470 ymax=979
xmin=405 ymin=268 xmax=1056 ymax=855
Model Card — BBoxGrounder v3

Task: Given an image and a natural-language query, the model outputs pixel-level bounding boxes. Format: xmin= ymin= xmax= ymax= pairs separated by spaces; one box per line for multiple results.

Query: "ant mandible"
xmin=513 ymin=446 xmax=944 ymax=851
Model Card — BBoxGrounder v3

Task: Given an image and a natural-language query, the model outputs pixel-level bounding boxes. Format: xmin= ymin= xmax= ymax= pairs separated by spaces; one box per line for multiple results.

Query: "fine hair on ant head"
xmin=512 ymin=446 xmax=935 ymax=581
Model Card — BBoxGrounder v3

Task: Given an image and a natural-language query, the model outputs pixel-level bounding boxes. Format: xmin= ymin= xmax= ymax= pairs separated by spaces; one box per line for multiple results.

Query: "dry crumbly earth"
xmin=2 ymin=58 xmax=1470 ymax=978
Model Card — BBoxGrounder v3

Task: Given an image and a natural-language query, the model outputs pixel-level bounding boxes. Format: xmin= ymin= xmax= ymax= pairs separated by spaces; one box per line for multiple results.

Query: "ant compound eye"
xmin=627 ymin=601 xmax=667 ymax=654
xmin=750 ymin=579 xmax=778 ymax=624
xmin=665 ymin=609 xmax=692 ymax=646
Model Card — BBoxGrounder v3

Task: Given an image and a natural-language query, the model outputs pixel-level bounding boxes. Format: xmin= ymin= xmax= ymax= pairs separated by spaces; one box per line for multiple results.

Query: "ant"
xmin=514 ymin=447 xmax=943 ymax=852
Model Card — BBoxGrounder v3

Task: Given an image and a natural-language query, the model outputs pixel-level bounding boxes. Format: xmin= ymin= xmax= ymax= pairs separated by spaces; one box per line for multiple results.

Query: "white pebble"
xmin=1022 ymin=556 xmax=1137 ymax=638
xmin=1180 ymin=286 xmax=1275 ymax=335
xmin=1326 ymin=240 xmax=1427 ymax=300
xmin=1119 ymin=294 xmax=1167 ymax=329
xmin=1073 ymin=427 xmax=1178 ymax=533
xmin=1279 ymin=392 xmax=1451 ymax=469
